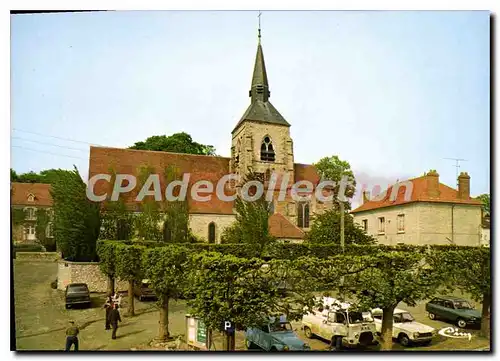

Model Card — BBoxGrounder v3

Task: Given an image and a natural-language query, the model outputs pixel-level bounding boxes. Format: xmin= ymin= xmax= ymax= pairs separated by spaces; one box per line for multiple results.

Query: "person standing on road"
xmin=65 ymin=320 xmax=79 ymax=351
xmin=103 ymin=296 xmax=113 ymax=330
xmin=109 ymin=303 xmax=122 ymax=340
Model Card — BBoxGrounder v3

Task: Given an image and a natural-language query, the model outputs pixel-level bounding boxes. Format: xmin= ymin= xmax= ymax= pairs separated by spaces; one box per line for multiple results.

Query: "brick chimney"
xmin=426 ymin=169 xmax=440 ymax=197
xmin=458 ymin=172 xmax=470 ymax=199
xmin=362 ymin=190 xmax=371 ymax=204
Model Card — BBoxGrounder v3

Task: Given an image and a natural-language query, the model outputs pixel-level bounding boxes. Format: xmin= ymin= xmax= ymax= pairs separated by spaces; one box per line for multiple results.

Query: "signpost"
xmin=185 ymin=315 xmax=209 ymax=350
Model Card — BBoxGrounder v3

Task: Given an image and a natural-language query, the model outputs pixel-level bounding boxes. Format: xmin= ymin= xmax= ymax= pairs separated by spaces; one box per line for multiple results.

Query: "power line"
xmin=12 ymin=128 xmax=102 ymax=146
xmin=11 ymin=145 xmax=88 ymax=160
xmin=11 ymin=136 xmax=89 ymax=152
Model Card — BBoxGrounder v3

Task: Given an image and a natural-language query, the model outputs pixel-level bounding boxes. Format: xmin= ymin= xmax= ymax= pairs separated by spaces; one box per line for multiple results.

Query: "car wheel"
xmin=270 ymin=347 xmax=277 ymax=352
xmin=456 ymin=318 xmax=467 ymax=328
xmin=428 ymin=312 xmax=436 ymax=320
xmin=304 ymin=326 xmax=313 ymax=339
xmin=398 ymin=333 xmax=410 ymax=347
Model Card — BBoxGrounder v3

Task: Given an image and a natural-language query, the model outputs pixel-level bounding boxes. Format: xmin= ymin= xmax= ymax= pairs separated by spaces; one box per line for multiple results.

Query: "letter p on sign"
xmin=224 ymin=321 xmax=232 ymax=331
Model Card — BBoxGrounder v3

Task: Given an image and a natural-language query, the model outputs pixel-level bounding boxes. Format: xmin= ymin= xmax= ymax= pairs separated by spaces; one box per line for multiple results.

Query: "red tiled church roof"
xmin=351 ymin=175 xmax=482 ymax=213
xmin=268 ymin=213 xmax=305 ymax=239
xmin=11 ymin=182 xmax=52 ymax=207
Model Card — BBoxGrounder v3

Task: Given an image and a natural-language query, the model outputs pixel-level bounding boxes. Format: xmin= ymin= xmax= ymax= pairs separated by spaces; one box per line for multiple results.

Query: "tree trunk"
xmin=127 ymin=280 xmax=135 ymax=317
xmin=380 ymin=305 xmax=396 ymax=351
xmin=157 ymin=295 xmax=170 ymax=341
xmin=106 ymin=275 xmax=115 ymax=297
xmin=480 ymin=292 xmax=491 ymax=339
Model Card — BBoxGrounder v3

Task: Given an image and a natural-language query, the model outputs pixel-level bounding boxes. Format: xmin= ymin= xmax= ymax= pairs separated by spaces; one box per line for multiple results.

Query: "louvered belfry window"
xmin=260 ymin=136 xmax=275 ymax=162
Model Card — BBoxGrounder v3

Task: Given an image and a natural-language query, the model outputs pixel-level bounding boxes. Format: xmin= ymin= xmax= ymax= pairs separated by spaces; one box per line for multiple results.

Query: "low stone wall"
xmin=57 ymin=260 xmax=128 ymax=293
xmin=15 ymin=252 xmax=61 ymax=262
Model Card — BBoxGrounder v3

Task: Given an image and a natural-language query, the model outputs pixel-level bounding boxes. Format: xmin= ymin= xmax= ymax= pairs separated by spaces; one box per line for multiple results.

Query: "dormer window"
xmin=27 ymin=193 xmax=35 ymax=202
xmin=260 ymin=136 xmax=275 ymax=162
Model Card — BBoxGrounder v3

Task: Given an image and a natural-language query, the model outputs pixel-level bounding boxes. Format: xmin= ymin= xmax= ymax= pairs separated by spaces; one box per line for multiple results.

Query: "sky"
xmin=10 ymin=10 xmax=490 ymax=206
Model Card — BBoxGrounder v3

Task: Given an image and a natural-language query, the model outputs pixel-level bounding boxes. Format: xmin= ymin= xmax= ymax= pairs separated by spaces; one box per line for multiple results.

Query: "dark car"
xmin=65 ymin=283 xmax=91 ymax=309
xmin=425 ymin=296 xmax=481 ymax=328
xmin=133 ymin=279 xmax=157 ymax=301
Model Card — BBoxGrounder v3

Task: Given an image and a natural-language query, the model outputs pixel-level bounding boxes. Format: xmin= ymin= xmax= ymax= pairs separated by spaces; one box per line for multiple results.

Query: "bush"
xmin=14 ymin=243 xmax=45 ymax=252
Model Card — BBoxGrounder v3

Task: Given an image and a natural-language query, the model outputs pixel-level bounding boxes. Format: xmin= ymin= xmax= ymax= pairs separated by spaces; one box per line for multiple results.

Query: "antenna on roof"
xmin=444 ymin=158 xmax=468 ymax=185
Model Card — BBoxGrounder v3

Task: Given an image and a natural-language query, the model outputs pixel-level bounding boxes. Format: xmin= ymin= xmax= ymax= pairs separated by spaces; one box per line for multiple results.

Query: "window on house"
xmin=25 ymin=207 xmax=36 ymax=220
xmin=362 ymin=219 xmax=368 ymax=232
xmin=378 ymin=217 xmax=385 ymax=234
xmin=297 ymin=202 xmax=310 ymax=228
xmin=397 ymin=214 xmax=405 ymax=232
xmin=23 ymin=224 xmax=36 ymax=240
xmin=27 ymin=194 xmax=35 ymax=202
xmin=260 ymin=136 xmax=275 ymax=162
xmin=208 ymin=222 xmax=216 ymax=244
xmin=46 ymin=222 xmax=54 ymax=238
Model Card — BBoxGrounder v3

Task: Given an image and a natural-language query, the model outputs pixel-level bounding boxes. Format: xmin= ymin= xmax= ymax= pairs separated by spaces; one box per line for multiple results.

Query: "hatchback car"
xmin=65 ymin=283 xmax=91 ymax=309
xmin=246 ymin=316 xmax=310 ymax=351
xmin=133 ymin=279 xmax=157 ymax=301
xmin=425 ymin=296 xmax=481 ymax=328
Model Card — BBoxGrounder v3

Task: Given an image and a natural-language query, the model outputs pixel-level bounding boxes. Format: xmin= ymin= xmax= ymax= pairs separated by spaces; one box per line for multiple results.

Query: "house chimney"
xmin=362 ymin=190 xmax=371 ymax=204
xmin=458 ymin=172 xmax=470 ymax=199
xmin=426 ymin=169 xmax=440 ymax=197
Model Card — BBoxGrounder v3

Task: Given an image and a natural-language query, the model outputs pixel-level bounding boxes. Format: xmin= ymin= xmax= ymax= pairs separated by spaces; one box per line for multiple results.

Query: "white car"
xmin=302 ymin=297 xmax=378 ymax=349
xmin=371 ymin=308 xmax=436 ymax=346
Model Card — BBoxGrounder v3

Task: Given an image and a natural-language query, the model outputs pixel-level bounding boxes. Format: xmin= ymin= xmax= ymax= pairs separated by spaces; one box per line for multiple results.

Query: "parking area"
xmin=13 ymin=260 xmax=489 ymax=351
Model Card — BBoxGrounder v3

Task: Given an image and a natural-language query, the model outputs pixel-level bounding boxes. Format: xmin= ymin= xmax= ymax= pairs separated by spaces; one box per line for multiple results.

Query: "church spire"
xmin=249 ymin=11 xmax=270 ymax=102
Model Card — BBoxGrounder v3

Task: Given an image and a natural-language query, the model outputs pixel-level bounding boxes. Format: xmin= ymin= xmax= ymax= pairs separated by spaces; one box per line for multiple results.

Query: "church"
xmin=88 ymin=33 xmax=334 ymax=243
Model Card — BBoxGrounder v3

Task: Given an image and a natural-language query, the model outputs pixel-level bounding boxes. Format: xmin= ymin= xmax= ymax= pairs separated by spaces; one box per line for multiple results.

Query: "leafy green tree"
xmin=428 ymin=247 xmax=491 ymax=339
xmin=162 ymin=166 xmax=191 ymax=243
xmin=476 ymin=193 xmax=490 ymax=215
xmin=220 ymin=172 xmax=275 ymax=256
xmin=143 ymin=245 xmax=190 ymax=341
xmin=187 ymin=252 xmax=282 ymax=350
xmin=313 ymin=155 xmax=356 ymax=210
xmin=97 ymin=240 xmax=118 ymax=296
xmin=129 ymin=132 xmax=216 ymax=155
xmin=305 ymin=209 xmax=376 ymax=245
xmin=10 ymin=168 xmax=19 ymax=182
xmin=115 ymin=243 xmax=145 ymax=316
xmin=11 ymin=168 xmax=73 ymax=184
xmin=51 ymin=167 xmax=100 ymax=261
xmin=349 ymin=251 xmax=441 ymax=350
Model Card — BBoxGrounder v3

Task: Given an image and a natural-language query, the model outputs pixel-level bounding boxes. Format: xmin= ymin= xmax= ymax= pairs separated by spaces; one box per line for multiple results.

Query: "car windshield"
xmin=394 ymin=312 xmax=415 ymax=323
xmin=67 ymin=286 xmax=88 ymax=294
xmin=454 ymin=301 xmax=473 ymax=309
xmin=348 ymin=312 xmax=366 ymax=324
xmin=269 ymin=322 xmax=292 ymax=332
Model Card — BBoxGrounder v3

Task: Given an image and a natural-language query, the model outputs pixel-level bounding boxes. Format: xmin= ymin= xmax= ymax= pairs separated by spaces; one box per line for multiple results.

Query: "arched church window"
xmin=297 ymin=202 xmax=310 ymax=228
xmin=260 ymin=136 xmax=275 ymax=162
xmin=208 ymin=222 xmax=216 ymax=244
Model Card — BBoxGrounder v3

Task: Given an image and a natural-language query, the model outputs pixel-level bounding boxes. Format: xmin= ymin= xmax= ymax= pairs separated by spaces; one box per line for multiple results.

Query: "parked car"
xmin=302 ymin=297 xmax=378 ymax=350
xmin=425 ymin=296 xmax=481 ymax=328
xmin=65 ymin=283 xmax=91 ymax=309
xmin=133 ymin=279 xmax=157 ymax=301
xmin=371 ymin=308 xmax=435 ymax=346
xmin=245 ymin=315 xmax=311 ymax=351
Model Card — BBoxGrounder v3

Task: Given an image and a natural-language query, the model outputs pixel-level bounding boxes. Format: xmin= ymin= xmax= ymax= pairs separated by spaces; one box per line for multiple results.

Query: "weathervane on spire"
xmin=258 ymin=11 xmax=262 ymax=43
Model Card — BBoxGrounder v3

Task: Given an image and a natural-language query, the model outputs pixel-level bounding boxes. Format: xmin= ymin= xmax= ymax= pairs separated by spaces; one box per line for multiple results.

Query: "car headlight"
xmin=413 ymin=332 xmax=420 ymax=338
xmin=283 ymin=345 xmax=289 ymax=351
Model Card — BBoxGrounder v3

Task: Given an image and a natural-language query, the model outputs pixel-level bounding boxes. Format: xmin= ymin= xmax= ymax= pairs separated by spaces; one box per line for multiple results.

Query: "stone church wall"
xmin=189 ymin=213 xmax=236 ymax=243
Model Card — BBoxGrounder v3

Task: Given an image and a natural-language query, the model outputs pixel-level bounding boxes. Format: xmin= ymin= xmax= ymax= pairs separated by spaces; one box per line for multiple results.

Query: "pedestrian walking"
xmin=65 ymin=321 xmax=79 ymax=351
xmin=108 ymin=303 xmax=122 ymax=340
xmin=103 ymin=296 xmax=113 ymax=330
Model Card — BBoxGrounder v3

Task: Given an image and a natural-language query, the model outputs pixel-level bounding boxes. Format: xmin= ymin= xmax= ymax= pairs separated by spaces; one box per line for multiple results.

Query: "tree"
xmin=313 ymin=156 xmax=356 ymax=210
xmin=349 ymin=251 xmax=441 ymax=350
xmin=10 ymin=169 xmax=19 ymax=182
xmin=220 ymin=172 xmax=275 ymax=256
xmin=143 ymin=245 xmax=190 ymax=341
xmin=162 ymin=165 xmax=191 ymax=243
xmin=305 ymin=209 xmax=376 ymax=245
xmin=51 ymin=167 xmax=100 ymax=261
xmin=10 ymin=168 xmax=73 ymax=184
xmin=129 ymin=132 xmax=216 ymax=155
xmin=476 ymin=194 xmax=490 ymax=215
xmin=186 ymin=252 xmax=285 ymax=350
xmin=428 ymin=247 xmax=491 ymax=339
xmin=97 ymin=240 xmax=118 ymax=296
xmin=115 ymin=243 xmax=145 ymax=316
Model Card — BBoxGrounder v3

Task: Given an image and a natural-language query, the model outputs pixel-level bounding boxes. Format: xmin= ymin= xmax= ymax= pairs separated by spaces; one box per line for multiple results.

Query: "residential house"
xmin=351 ymin=170 xmax=483 ymax=246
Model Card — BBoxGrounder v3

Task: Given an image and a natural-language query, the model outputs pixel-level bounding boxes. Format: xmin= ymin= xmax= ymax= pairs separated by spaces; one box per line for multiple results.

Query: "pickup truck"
xmin=302 ymin=297 xmax=378 ymax=350
xmin=371 ymin=308 xmax=435 ymax=346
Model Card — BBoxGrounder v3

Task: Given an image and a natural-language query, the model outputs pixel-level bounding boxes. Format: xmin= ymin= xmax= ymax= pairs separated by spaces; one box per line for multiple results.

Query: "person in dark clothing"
xmin=108 ymin=303 xmax=122 ymax=339
xmin=103 ymin=296 xmax=113 ymax=330
xmin=65 ymin=321 xmax=79 ymax=351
